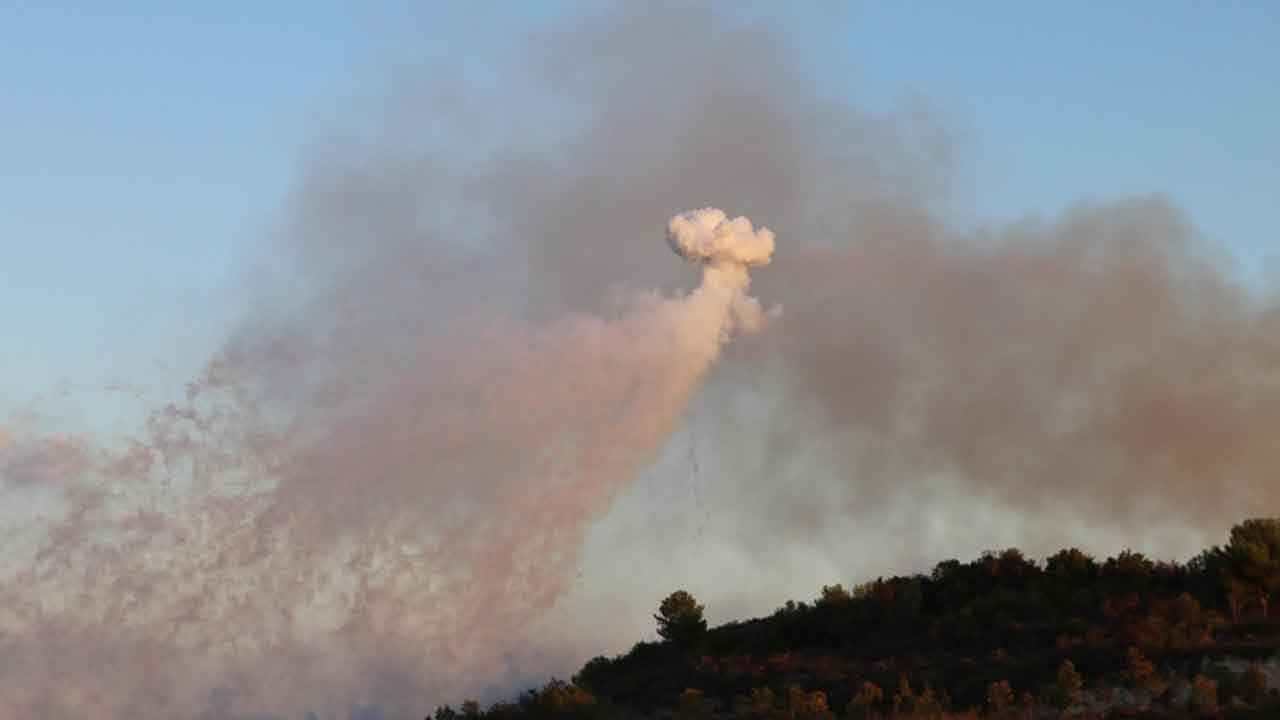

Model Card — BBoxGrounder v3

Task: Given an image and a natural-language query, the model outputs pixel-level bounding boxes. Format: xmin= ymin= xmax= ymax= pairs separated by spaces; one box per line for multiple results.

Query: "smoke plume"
xmin=0 ymin=205 xmax=773 ymax=717
xmin=0 ymin=203 xmax=768 ymax=717
xmin=3 ymin=2 xmax=1278 ymax=718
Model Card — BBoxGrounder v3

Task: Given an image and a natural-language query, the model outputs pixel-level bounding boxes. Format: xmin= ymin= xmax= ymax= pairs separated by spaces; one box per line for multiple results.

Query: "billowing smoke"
xmin=667 ymin=208 xmax=780 ymax=335
xmin=668 ymin=208 xmax=776 ymax=269
xmin=3 ymin=2 xmax=1279 ymax=718
xmin=0 ymin=205 xmax=773 ymax=717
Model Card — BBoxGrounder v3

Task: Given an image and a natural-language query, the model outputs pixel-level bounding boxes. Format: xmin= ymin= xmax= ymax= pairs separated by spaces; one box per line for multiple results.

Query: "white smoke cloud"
xmin=667 ymin=207 xmax=776 ymax=269
xmin=668 ymin=208 xmax=780 ymax=336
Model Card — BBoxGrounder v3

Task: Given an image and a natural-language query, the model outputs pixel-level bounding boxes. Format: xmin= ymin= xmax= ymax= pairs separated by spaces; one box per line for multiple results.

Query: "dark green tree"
xmin=1045 ymin=548 xmax=1096 ymax=581
xmin=1226 ymin=518 xmax=1280 ymax=618
xmin=1198 ymin=545 xmax=1250 ymax=621
xmin=817 ymin=583 xmax=852 ymax=605
xmin=655 ymin=590 xmax=707 ymax=647
xmin=1103 ymin=550 xmax=1155 ymax=593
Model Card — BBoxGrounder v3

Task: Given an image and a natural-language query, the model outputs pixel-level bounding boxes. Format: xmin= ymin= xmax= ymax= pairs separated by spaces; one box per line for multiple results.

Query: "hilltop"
xmin=432 ymin=519 xmax=1280 ymax=719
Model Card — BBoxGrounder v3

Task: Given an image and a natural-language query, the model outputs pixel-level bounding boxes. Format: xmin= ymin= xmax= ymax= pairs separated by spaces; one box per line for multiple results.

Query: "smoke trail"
xmin=0 ymin=206 xmax=774 ymax=717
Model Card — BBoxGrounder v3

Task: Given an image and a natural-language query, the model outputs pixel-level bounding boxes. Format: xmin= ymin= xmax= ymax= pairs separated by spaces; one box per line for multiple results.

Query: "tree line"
xmin=431 ymin=518 xmax=1280 ymax=719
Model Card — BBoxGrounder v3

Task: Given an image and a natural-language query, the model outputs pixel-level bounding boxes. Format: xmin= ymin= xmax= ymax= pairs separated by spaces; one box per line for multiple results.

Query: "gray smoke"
xmin=2 ymin=2 xmax=1277 ymax=718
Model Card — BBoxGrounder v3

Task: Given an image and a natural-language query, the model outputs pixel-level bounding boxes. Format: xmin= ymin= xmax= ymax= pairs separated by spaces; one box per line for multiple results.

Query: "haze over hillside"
xmin=438 ymin=519 xmax=1280 ymax=719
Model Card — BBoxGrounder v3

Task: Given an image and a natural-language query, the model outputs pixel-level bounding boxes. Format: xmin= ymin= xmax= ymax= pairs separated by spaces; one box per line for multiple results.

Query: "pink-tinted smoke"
xmin=0 ymin=209 xmax=775 ymax=718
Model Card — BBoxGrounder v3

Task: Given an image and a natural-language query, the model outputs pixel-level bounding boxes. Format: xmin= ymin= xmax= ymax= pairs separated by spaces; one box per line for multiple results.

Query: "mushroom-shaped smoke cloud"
xmin=668 ymin=207 xmax=779 ymax=335
xmin=668 ymin=207 xmax=777 ymax=268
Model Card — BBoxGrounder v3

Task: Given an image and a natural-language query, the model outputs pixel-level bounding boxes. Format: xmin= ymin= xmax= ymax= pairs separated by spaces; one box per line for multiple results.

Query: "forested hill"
xmin=432 ymin=518 xmax=1280 ymax=719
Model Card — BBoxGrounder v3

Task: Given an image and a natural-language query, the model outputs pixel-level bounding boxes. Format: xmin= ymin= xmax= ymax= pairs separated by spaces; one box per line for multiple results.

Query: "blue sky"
xmin=841 ymin=3 xmax=1278 ymax=258
xmin=3 ymin=1 xmax=1277 ymax=419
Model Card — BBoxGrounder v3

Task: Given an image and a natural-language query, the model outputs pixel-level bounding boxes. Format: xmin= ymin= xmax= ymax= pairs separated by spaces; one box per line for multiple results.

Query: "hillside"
xmin=433 ymin=519 xmax=1280 ymax=719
